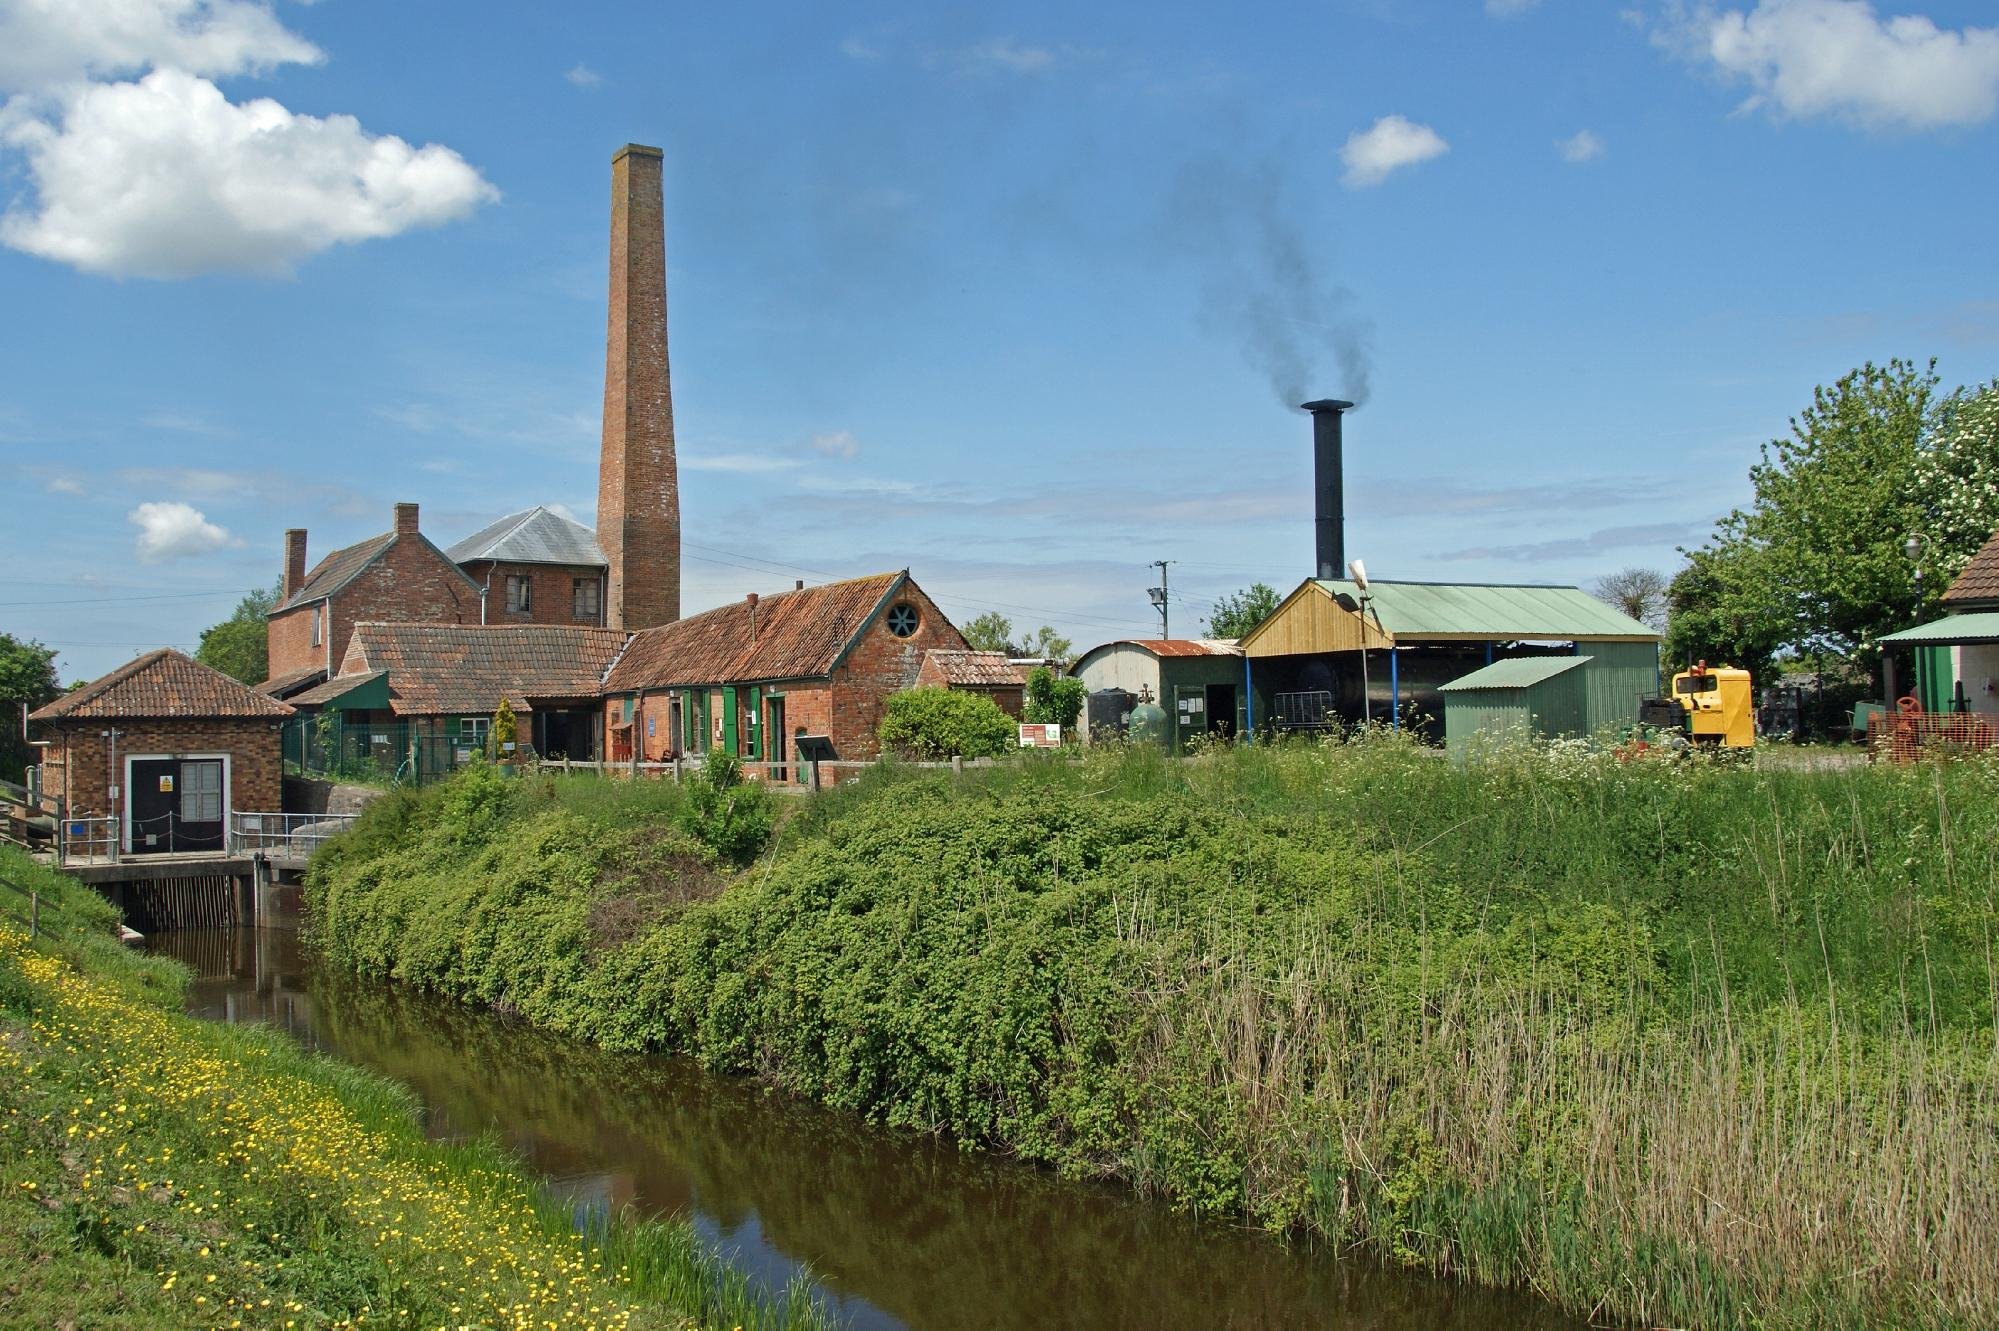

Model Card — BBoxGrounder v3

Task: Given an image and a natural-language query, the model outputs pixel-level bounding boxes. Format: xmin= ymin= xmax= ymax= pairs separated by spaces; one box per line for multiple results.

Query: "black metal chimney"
xmin=1301 ymin=399 xmax=1355 ymax=581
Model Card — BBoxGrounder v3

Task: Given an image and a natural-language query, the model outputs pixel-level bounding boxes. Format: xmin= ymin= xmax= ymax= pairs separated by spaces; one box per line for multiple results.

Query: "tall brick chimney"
xmin=393 ymin=502 xmax=420 ymax=538
xmin=597 ymin=142 xmax=681 ymax=631
xmin=283 ymin=529 xmax=307 ymax=599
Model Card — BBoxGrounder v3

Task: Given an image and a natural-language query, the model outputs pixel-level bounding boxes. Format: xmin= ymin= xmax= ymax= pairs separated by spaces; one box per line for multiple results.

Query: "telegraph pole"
xmin=1148 ymin=561 xmax=1173 ymax=638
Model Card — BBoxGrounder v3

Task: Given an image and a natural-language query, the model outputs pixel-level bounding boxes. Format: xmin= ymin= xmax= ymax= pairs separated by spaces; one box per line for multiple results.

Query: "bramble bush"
xmin=876 ymin=687 xmax=1015 ymax=759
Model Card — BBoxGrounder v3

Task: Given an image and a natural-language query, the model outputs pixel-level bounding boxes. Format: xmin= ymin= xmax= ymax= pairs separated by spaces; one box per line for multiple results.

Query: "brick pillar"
xmin=597 ymin=143 xmax=681 ymax=631
xmin=283 ymin=529 xmax=307 ymax=599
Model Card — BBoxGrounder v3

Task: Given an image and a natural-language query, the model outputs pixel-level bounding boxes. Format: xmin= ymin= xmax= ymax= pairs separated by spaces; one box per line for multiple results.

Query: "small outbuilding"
xmin=1438 ymin=655 xmax=1595 ymax=755
xmin=915 ymin=649 xmax=1027 ymax=716
xmin=1878 ymin=527 xmax=1999 ymax=718
xmin=1069 ymin=640 xmax=1243 ymax=748
xmin=28 ymin=649 xmax=292 ymax=855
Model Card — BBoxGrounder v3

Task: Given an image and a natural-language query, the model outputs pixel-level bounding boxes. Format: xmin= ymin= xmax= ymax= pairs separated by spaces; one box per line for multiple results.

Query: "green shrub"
xmin=1022 ymin=666 xmax=1085 ymax=731
xmin=877 ymin=686 xmax=1016 ymax=759
xmin=674 ymin=748 xmax=776 ymax=866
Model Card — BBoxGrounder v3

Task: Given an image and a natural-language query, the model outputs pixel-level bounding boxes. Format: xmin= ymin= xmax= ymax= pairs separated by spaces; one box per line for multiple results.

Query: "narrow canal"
xmin=152 ymin=928 xmax=1587 ymax=1331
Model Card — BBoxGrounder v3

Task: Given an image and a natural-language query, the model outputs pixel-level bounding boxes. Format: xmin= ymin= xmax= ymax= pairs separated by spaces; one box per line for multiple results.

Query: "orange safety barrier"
xmin=1867 ymin=696 xmax=1996 ymax=763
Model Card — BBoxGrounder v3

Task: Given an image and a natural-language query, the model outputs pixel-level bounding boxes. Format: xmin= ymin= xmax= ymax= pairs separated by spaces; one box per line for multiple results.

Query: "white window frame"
xmin=506 ymin=575 xmax=532 ymax=614
xmin=572 ymin=577 xmax=601 ymax=623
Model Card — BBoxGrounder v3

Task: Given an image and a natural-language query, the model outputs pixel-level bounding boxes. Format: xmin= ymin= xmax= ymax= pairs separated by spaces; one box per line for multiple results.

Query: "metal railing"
xmin=1867 ymin=708 xmax=1998 ymax=763
xmin=57 ymin=815 xmax=119 ymax=864
xmin=229 ymin=811 xmax=359 ymax=859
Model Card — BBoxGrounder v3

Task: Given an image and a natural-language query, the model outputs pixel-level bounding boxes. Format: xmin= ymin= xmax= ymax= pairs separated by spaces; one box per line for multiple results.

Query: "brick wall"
xmin=39 ymin=719 xmax=286 ymax=827
xmin=828 ymin=581 xmax=968 ymax=761
xmin=266 ymin=604 xmax=323 ymax=678
xmin=326 ymin=537 xmax=478 ymax=669
xmin=462 ymin=561 xmax=608 ymax=627
xmin=598 ymin=144 xmax=681 ymax=631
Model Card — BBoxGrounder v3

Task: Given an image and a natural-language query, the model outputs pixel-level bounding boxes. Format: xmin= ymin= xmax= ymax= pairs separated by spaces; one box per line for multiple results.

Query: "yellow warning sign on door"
xmin=158 ymin=775 xmax=174 ymax=793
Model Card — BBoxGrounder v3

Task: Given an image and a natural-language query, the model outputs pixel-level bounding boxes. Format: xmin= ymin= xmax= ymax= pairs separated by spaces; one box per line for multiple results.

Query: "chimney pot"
xmin=794 ymin=579 xmax=804 ymax=591
xmin=1300 ymin=399 xmax=1356 ymax=582
xmin=746 ymin=592 xmax=759 ymax=608
xmin=393 ymin=502 xmax=419 ymax=536
xmin=283 ymin=529 xmax=307 ymax=600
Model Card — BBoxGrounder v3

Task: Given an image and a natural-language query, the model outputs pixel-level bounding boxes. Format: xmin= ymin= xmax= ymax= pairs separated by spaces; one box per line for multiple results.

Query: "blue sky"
xmin=3 ymin=0 xmax=1996 ymax=680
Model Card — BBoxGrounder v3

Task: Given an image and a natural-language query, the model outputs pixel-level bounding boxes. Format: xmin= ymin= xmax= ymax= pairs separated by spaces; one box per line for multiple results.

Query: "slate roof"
xmin=922 ymin=649 xmax=1025 ymax=687
xmin=341 ymin=623 xmax=630 ymax=716
xmin=1439 ymin=655 xmax=1593 ymax=691
xmin=605 ymin=571 xmax=911 ymax=692
xmin=1312 ymin=580 xmax=1659 ymax=641
xmin=446 ymin=507 xmax=607 ymax=568
xmin=31 ymin=649 xmax=294 ymax=722
xmin=1942 ymin=529 xmax=1999 ymax=607
xmin=254 ymin=664 xmax=326 ymax=698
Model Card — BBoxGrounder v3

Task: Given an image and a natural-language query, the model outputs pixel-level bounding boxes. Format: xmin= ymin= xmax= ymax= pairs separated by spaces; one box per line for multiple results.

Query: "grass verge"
xmin=307 ymin=740 xmax=1999 ymax=1330
xmin=0 ymin=846 xmax=832 ymax=1331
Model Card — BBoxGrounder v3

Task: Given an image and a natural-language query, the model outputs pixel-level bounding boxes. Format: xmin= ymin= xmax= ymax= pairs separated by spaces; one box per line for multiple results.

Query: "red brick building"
xmin=295 ymin=622 xmax=628 ymax=776
xmin=447 ymin=507 xmax=611 ymax=629
xmin=263 ymin=502 xmax=481 ymax=693
xmin=915 ymin=649 xmax=1028 ymax=716
xmin=601 ymin=571 xmax=967 ymax=782
xmin=30 ymin=650 xmax=292 ymax=855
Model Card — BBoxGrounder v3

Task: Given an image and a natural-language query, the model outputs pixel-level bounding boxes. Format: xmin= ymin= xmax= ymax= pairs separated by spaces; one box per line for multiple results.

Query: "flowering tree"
xmin=1910 ymin=380 xmax=1999 ymax=586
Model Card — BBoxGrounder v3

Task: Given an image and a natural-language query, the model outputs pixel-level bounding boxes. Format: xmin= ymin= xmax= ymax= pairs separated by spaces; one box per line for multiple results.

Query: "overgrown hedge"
xmin=307 ymin=742 xmax=1999 ymax=1331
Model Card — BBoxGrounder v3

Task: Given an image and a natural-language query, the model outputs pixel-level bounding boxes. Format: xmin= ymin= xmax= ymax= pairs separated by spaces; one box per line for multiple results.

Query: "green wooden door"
xmin=721 ymin=686 xmax=738 ymax=754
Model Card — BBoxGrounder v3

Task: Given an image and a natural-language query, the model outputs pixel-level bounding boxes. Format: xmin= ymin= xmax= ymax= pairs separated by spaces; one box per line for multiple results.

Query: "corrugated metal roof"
xmin=1313 ymin=580 xmax=1658 ymax=641
xmin=31 ymin=649 xmax=294 ymax=721
xmin=445 ymin=507 xmax=607 ymax=567
xmin=1879 ymin=611 xmax=1999 ymax=645
xmin=605 ymin=572 xmax=914 ymax=692
xmin=1439 ymin=655 xmax=1592 ymax=692
xmin=1082 ymin=639 xmax=1241 ymax=660
xmin=289 ymin=669 xmax=390 ymax=708
xmin=1942 ymin=529 xmax=1999 ymax=606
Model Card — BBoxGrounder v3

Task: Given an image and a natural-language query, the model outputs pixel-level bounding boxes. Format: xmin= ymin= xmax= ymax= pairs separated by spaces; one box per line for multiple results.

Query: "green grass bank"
xmin=0 ymin=847 xmax=830 ymax=1331
xmin=307 ymin=741 xmax=1999 ymax=1331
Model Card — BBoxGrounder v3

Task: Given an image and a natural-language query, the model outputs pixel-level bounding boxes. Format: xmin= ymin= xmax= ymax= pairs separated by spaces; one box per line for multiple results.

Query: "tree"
xmin=0 ymin=633 xmax=63 ymax=784
xmin=1023 ymin=666 xmax=1086 ymax=730
xmin=960 ymin=612 xmax=1015 ymax=654
xmin=490 ymin=698 xmax=520 ymax=763
xmin=1591 ymin=568 xmax=1669 ymax=632
xmin=195 ymin=583 xmax=280 ymax=685
xmin=1663 ymin=359 xmax=1988 ymax=687
xmin=1205 ymin=582 xmax=1281 ymax=639
xmin=1910 ymin=379 xmax=1999 ymax=587
xmin=1018 ymin=625 xmax=1073 ymax=663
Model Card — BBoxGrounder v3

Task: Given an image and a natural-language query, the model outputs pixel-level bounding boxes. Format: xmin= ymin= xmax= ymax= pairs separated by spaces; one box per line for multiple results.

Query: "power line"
xmin=0 ymin=589 xmax=242 ymax=609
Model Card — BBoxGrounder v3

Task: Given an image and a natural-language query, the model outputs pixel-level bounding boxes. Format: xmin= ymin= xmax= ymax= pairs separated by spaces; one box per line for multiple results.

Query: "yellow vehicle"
xmin=1669 ymin=662 xmax=1755 ymax=749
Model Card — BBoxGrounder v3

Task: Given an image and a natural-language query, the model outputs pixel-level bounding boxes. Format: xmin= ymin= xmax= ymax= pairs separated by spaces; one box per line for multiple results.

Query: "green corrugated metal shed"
xmin=1440 ymin=655 xmax=1592 ymax=754
xmin=1879 ymin=612 xmax=1999 ymax=645
xmin=1312 ymin=580 xmax=1658 ymax=641
xmin=1577 ymin=640 xmax=1662 ymax=733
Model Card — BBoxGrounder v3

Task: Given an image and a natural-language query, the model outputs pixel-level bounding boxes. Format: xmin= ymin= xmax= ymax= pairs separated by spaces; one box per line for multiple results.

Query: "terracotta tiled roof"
xmin=1943 ymin=529 xmax=1999 ymax=607
xmin=276 ymin=532 xmax=394 ymax=611
xmin=31 ymin=649 xmax=294 ymax=721
xmin=254 ymin=665 xmax=326 ymax=698
xmin=341 ymin=623 xmax=629 ymax=716
xmin=605 ymin=571 xmax=908 ymax=692
xmin=922 ymin=649 xmax=1025 ymax=686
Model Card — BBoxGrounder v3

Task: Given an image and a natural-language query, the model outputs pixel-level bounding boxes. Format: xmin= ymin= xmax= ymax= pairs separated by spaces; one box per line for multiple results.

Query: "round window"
xmin=885 ymin=602 xmax=920 ymax=638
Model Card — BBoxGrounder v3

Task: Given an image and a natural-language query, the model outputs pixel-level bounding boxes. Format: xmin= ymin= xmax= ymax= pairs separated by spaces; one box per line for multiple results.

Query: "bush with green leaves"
xmin=674 ymin=748 xmax=776 ymax=866
xmin=877 ymin=686 xmax=1016 ymax=759
xmin=1022 ymin=667 xmax=1085 ymax=732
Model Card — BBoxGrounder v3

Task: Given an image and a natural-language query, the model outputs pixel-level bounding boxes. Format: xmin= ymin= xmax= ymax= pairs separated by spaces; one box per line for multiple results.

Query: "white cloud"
xmin=0 ymin=0 xmax=320 ymax=91
xmin=1557 ymin=128 xmax=1607 ymax=161
xmin=564 ymin=62 xmax=601 ymax=88
xmin=928 ymin=37 xmax=1058 ymax=77
xmin=0 ymin=68 xmax=498 ymax=277
xmin=1663 ymin=0 xmax=1999 ymax=130
xmin=810 ymin=429 xmax=860 ymax=460
xmin=680 ymin=453 xmax=805 ymax=474
xmin=839 ymin=35 xmax=884 ymax=61
xmin=46 ymin=475 xmax=85 ymax=496
xmin=1486 ymin=0 xmax=1542 ymax=15
xmin=1339 ymin=114 xmax=1449 ymax=187
xmin=130 ymin=499 xmax=232 ymax=562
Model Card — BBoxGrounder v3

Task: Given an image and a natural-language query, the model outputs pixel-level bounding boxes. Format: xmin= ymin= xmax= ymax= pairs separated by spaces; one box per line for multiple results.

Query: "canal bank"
xmin=153 ymin=926 xmax=1583 ymax=1331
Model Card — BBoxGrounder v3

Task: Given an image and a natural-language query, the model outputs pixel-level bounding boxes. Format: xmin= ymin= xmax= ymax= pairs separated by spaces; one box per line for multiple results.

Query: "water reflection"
xmin=155 ymin=929 xmax=1584 ymax=1331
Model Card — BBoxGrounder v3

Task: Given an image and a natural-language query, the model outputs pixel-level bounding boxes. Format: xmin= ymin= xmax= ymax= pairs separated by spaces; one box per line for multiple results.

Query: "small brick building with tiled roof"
xmin=1943 ymin=528 xmax=1999 ymax=611
xmin=915 ymin=649 xmax=1027 ymax=715
xmin=29 ymin=649 xmax=292 ymax=855
xmin=602 ymin=570 xmax=968 ymax=781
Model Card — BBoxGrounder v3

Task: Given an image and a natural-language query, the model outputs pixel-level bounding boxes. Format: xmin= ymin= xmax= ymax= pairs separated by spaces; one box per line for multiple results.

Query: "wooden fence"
xmin=537 ymin=754 xmax=1008 ymax=791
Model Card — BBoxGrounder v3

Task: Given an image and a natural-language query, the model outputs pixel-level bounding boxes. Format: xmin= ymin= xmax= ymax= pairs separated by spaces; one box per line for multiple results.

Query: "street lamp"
xmin=1905 ymin=533 xmax=1925 ymax=620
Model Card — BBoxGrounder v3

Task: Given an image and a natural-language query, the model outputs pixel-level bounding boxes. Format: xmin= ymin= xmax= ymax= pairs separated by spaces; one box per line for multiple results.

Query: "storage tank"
xmin=1127 ymin=700 xmax=1168 ymax=747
